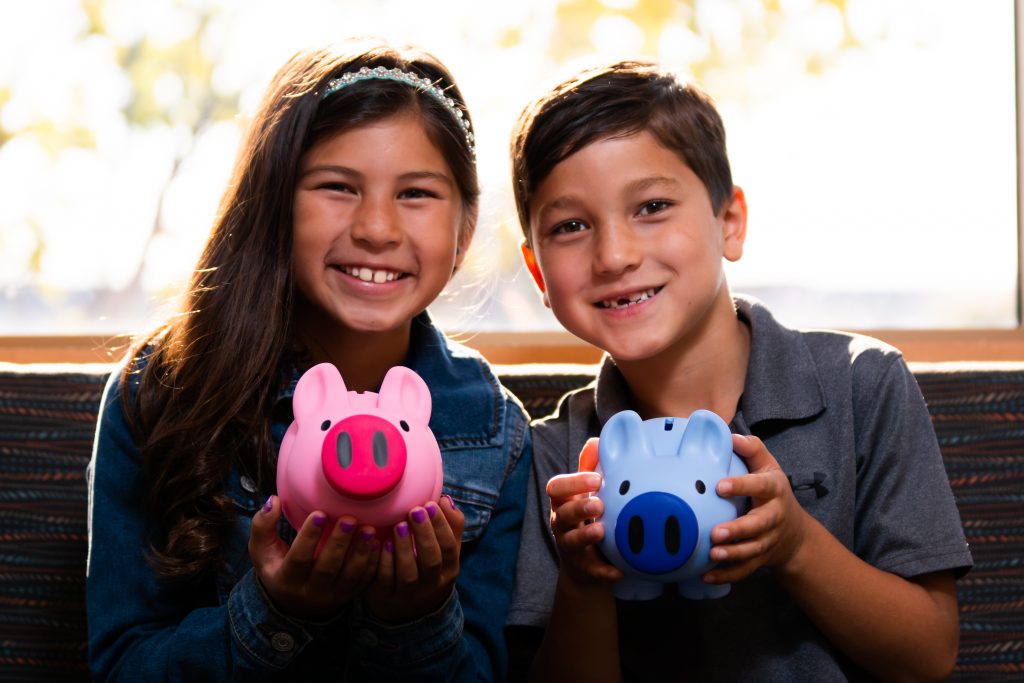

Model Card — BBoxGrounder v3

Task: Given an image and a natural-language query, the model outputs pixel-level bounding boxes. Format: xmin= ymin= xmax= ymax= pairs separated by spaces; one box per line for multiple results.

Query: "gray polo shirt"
xmin=507 ymin=295 xmax=972 ymax=681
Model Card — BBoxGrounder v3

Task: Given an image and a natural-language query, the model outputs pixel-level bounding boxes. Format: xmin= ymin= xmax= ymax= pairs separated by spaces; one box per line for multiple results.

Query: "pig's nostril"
xmin=628 ymin=515 xmax=644 ymax=554
xmin=372 ymin=430 xmax=388 ymax=468
xmin=336 ymin=432 xmax=352 ymax=468
xmin=665 ymin=515 xmax=680 ymax=554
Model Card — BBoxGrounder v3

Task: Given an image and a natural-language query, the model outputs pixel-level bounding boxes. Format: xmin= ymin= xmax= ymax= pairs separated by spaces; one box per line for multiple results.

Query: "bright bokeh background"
xmin=0 ymin=0 xmax=1017 ymax=335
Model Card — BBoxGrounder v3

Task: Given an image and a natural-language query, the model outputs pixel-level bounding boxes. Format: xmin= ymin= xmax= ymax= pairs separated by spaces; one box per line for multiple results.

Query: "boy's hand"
xmin=249 ymin=495 xmax=381 ymax=620
xmin=365 ymin=495 xmax=464 ymax=623
xmin=546 ymin=438 xmax=624 ymax=584
xmin=703 ymin=434 xmax=810 ymax=585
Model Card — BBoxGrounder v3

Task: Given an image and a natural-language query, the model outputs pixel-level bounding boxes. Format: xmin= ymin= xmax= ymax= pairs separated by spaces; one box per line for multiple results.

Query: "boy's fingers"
xmin=731 ymin=434 xmax=778 ymax=472
xmin=718 ymin=470 xmax=786 ymax=499
xmin=550 ymin=496 xmax=603 ymax=534
xmin=556 ymin=520 xmax=605 ymax=553
xmin=578 ymin=438 xmax=600 ymax=472
xmin=547 ymin=471 xmax=602 ymax=502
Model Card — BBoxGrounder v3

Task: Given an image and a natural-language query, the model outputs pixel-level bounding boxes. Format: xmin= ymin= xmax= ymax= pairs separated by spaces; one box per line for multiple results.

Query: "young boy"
xmin=505 ymin=61 xmax=972 ymax=681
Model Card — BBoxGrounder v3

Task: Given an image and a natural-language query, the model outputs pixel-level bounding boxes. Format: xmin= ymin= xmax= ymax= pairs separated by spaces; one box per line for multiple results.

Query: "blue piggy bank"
xmin=596 ymin=409 xmax=749 ymax=601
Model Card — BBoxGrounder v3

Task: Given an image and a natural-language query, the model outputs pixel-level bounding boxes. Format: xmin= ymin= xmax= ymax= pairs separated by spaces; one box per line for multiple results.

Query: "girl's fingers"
xmin=408 ymin=506 xmax=443 ymax=584
xmin=338 ymin=526 xmax=377 ymax=583
xmin=425 ymin=501 xmax=460 ymax=573
xmin=249 ymin=495 xmax=284 ymax=560
xmin=373 ymin=538 xmax=395 ymax=593
xmin=280 ymin=511 xmax=328 ymax=583
xmin=309 ymin=516 xmax=357 ymax=588
xmin=391 ymin=521 xmax=419 ymax=585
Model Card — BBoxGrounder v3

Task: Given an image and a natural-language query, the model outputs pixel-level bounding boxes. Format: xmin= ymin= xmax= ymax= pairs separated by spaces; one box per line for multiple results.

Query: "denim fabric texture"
xmin=86 ymin=313 xmax=531 ymax=681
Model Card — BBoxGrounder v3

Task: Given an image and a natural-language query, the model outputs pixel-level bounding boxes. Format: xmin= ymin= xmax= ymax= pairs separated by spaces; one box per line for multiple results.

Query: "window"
xmin=1 ymin=0 xmax=1020 ymax=362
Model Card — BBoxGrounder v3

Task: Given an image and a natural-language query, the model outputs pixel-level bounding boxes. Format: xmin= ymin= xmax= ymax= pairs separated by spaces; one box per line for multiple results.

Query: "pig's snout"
xmin=320 ymin=414 xmax=408 ymax=500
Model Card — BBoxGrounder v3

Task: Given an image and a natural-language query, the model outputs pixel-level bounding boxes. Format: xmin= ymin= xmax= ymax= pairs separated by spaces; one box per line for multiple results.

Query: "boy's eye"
xmin=637 ymin=200 xmax=672 ymax=216
xmin=398 ymin=187 xmax=438 ymax=200
xmin=551 ymin=220 xmax=588 ymax=235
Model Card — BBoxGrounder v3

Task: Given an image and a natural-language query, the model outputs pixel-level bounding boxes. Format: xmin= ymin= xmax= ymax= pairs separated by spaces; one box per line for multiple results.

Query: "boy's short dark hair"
xmin=510 ymin=60 xmax=733 ymax=240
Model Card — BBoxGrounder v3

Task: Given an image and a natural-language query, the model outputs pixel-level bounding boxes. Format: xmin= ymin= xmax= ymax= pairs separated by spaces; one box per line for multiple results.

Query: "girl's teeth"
xmin=348 ymin=266 xmax=398 ymax=283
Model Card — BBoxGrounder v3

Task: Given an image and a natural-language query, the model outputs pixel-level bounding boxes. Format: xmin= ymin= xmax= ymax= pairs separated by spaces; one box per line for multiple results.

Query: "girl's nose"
xmin=593 ymin=220 xmax=642 ymax=276
xmin=350 ymin=195 xmax=402 ymax=247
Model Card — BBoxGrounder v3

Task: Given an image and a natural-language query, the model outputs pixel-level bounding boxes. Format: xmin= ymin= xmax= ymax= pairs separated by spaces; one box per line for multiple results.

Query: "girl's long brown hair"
xmin=122 ymin=41 xmax=479 ymax=582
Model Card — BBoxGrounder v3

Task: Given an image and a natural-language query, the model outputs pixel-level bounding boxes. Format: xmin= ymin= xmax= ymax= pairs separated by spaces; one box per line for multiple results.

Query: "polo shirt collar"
xmin=592 ymin=294 xmax=826 ymax=429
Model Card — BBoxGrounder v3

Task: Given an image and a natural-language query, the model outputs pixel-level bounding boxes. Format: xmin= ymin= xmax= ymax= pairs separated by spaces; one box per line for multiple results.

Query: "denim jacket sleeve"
xmin=345 ymin=397 xmax=533 ymax=682
xmin=86 ymin=368 xmax=344 ymax=681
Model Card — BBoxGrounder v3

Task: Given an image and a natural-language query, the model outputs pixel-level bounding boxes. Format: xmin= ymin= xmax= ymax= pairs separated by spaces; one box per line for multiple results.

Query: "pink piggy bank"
xmin=276 ymin=363 xmax=443 ymax=538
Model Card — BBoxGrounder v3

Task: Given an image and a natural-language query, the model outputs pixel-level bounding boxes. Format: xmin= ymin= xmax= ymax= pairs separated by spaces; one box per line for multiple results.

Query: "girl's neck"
xmin=614 ymin=296 xmax=750 ymax=424
xmin=294 ymin=312 xmax=412 ymax=393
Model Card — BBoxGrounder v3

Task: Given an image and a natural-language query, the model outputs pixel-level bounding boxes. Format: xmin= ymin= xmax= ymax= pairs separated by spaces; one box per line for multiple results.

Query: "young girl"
xmin=86 ymin=42 xmax=531 ymax=681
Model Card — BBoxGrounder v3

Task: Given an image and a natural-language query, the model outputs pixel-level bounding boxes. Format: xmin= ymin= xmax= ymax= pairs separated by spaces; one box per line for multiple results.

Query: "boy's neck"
xmin=614 ymin=307 xmax=751 ymax=424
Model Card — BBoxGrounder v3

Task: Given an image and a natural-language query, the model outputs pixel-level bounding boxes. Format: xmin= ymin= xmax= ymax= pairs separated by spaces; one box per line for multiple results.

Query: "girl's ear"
xmin=721 ymin=186 xmax=748 ymax=263
xmin=520 ymin=242 xmax=546 ymax=293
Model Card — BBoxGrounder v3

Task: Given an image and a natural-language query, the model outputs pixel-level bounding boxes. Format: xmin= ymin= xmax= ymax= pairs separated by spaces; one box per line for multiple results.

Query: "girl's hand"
xmin=546 ymin=438 xmax=623 ymax=585
xmin=249 ymin=495 xmax=382 ymax=620
xmin=704 ymin=434 xmax=811 ymax=584
xmin=365 ymin=495 xmax=465 ymax=623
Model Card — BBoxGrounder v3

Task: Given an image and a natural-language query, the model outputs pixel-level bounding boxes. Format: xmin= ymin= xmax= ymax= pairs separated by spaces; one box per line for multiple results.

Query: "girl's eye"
xmin=318 ymin=182 xmax=355 ymax=194
xmin=551 ymin=220 xmax=588 ymax=235
xmin=637 ymin=200 xmax=672 ymax=216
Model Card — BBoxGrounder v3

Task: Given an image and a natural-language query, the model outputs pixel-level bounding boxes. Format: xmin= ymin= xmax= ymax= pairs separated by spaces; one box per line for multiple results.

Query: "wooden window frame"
xmin=2 ymin=4 xmax=1021 ymax=367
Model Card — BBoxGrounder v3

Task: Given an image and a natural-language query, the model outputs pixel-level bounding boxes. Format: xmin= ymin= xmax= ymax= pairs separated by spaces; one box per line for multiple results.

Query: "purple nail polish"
xmin=396 ymin=521 xmax=410 ymax=538
xmin=340 ymin=519 xmax=356 ymax=533
xmin=359 ymin=528 xmax=375 ymax=542
xmin=411 ymin=508 xmax=427 ymax=524
xmin=443 ymin=494 xmax=456 ymax=510
xmin=262 ymin=496 xmax=273 ymax=513
xmin=425 ymin=502 xmax=438 ymax=519
xmin=312 ymin=512 xmax=326 ymax=527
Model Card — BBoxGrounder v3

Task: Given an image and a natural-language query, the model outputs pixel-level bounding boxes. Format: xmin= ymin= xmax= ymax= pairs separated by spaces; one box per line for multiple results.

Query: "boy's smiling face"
xmin=525 ymin=131 xmax=747 ymax=363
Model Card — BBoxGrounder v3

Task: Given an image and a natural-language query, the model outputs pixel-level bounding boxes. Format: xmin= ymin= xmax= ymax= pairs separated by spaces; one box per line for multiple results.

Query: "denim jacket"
xmin=86 ymin=314 xmax=532 ymax=681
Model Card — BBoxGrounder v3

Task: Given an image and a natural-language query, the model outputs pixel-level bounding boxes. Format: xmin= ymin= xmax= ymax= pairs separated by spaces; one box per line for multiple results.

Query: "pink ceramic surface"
xmin=277 ymin=363 xmax=443 ymax=535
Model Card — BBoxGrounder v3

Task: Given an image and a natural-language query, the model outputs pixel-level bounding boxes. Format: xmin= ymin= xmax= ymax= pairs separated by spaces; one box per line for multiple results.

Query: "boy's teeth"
xmin=600 ymin=288 xmax=658 ymax=309
xmin=345 ymin=266 xmax=399 ymax=283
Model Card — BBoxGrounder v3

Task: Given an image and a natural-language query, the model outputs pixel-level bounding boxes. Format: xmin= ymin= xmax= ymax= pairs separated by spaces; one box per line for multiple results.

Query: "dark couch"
xmin=1 ymin=360 xmax=1022 ymax=681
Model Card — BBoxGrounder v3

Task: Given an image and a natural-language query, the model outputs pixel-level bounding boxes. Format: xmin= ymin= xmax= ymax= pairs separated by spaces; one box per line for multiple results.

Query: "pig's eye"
xmin=619 ymin=480 xmax=630 ymax=495
xmin=320 ymin=420 xmax=331 ymax=431
xmin=695 ymin=480 xmax=706 ymax=494
xmin=399 ymin=420 xmax=410 ymax=432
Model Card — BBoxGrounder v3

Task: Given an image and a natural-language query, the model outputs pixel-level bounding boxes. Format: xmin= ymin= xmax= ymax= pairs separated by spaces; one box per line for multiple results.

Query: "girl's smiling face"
xmin=291 ymin=111 xmax=467 ymax=351
xmin=526 ymin=130 xmax=746 ymax=365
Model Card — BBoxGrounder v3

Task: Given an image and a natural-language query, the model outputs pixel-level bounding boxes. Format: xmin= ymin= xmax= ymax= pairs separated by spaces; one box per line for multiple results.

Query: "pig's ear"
xmin=292 ymin=363 xmax=349 ymax=424
xmin=599 ymin=410 xmax=651 ymax=477
xmin=677 ymin=409 xmax=732 ymax=469
xmin=378 ymin=366 xmax=432 ymax=425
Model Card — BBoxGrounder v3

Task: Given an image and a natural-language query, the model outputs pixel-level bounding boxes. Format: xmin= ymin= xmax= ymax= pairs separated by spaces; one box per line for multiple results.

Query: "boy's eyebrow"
xmin=537 ymin=175 xmax=683 ymax=215
xmin=628 ymin=175 xmax=681 ymax=193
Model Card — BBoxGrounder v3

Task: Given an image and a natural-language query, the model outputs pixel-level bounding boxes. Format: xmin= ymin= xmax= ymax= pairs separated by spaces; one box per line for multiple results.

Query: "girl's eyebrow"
xmin=298 ymin=165 xmax=453 ymax=187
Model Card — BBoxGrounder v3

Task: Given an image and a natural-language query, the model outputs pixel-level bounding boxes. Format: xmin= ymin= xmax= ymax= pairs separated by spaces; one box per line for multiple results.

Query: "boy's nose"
xmin=592 ymin=221 xmax=642 ymax=275
xmin=350 ymin=196 xmax=402 ymax=247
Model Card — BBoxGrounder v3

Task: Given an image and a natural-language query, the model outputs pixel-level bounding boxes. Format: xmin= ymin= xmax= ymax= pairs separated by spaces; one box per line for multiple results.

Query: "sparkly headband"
xmin=321 ymin=66 xmax=475 ymax=156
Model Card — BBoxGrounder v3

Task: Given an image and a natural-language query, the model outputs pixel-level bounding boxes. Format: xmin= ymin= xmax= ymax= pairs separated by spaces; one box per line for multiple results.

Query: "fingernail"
xmin=584 ymin=473 xmax=602 ymax=488
xmin=718 ymin=480 xmax=733 ymax=495
xmin=411 ymin=508 xmax=427 ymax=524
xmin=710 ymin=547 xmax=727 ymax=561
xmin=583 ymin=498 xmax=600 ymax=516
xmin=396 ymin=521 xmax=410 ymax=538
xmin=425 ymin=502 xmax=439 ymax=519
xmin=339 ymin=518 xmax=356 ymax=533
xmin=712 ymin=527 xmax=729 ymax=542
xmin=312 ymin=512 xmax=327 ymax=527
xmin=372 ymin=539 xmax=381 ymax=551
xmin=385 ymin=540 xmax=393 ymax=553
xmin=262 ymin=496 xmax=273 ymax=513
xmin=359 ymin=527 xmax=375 ymax=542
xmin=443 ymin=494 xmax=457 ymax=510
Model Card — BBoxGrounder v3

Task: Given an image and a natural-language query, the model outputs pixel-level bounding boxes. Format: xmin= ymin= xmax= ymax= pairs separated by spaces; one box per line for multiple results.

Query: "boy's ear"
xmin=520 ymin=242 xmax=546 ymax=293
xmin=720 ymin=186 xmax=748 ymax=262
